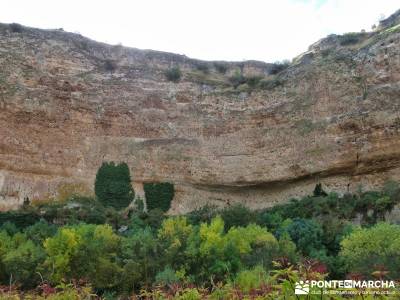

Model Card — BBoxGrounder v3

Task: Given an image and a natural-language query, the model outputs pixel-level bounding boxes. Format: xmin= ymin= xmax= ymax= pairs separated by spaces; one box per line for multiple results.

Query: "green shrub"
xmin=340 ymin=223 xmax=400 ymax=278
xmin=95 ymin=162 xmax=135 ymax=210
xmin=143 ymin=208 xmax=166 ymax=230
xmin=320 ymin=219 xmax=353 ymax=256
xmin=213 ymin=62 xmax=228 ymax=74
xmin=269 ymin=60 xmax=290 ymax=75
xmin=9 ymin=23 xmax=23 ymax=33
xmin=259 ymin=186 xmax=400 ymax=225
xmin=375 ymin=196 xmax=393 ymax=216
xmin=245 ymin=76 xmax=263 ymax=88
xmin=165 ymin=66 xmax=182 ymax=82
xmin=383 ymin=180 xmax=400 ymax=202
xmin=339 ymin=32 xmax=363 ymax=46
xmin=231 ymin=224 xmax=279 ymax=269
xmin=234 ymin=266 xmax=268 ymax=293
xmin=43 ymin=224 xmax=122 ymax=289
xmin=24 ymin=220 xmax=57 ymax=244
xmin=277 ymin=232 xmax=298 ymax=263
xmin=0 ymin=211 xmax=40 ymax=230
xmin=228 ymin=70 xmax=246 ymax=88
xmin=194 ymin=62 xmax=209 ymax=73
xmin=155 ymin=267 xmax=179 ymax=286
xmin=0 ymin=222 xmax=18 ymax=235
xmin=0 ymin=230 xmax=13 ymax=282
xmin=355 ymin=191 xmax=380 ymax=211
xmin=144 ymin=182 xmax=174 ymax=212
xmin=121 ymin=228 xmax=160 ymax=290
xmin=220 ymin=204 xmax=254 ymax=231
xmin=187 ymin=204 xmax=217 ymax=225
xmin=256 ymin=211 xmax=283 ymax=234
xmin=191 ymin=217 xmax=279 ymax=281
xmin=258 ymin=78 xmax=284 ymax=90
xmin=321 ymin=48 xmax=333 ymax=58
xmin=128 ymin=209 xmax=166 ymax=233
xmin=30 ymin=197 xmax=108 ymax=226
xmin=158 ymin=217 xmax=193 ymax=269
xmin=3 ymin=240 xmax=45 ymax=288
xmin=0 ymin=284 xmax=95 ymax=299
xmin=176 ymin=288 xmax=202 ymax=300
xmin=281 ymin=218 xmax=325 ymax=256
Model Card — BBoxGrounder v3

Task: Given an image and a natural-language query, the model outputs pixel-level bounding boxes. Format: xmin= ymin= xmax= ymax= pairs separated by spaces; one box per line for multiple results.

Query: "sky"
xmin=0 ymin=0 xmax=399 ymax=62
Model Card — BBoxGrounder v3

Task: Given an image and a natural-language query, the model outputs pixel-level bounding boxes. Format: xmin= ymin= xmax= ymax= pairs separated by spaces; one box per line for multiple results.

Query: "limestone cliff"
xmin=1 ymin=12 xmax=400 ymax=213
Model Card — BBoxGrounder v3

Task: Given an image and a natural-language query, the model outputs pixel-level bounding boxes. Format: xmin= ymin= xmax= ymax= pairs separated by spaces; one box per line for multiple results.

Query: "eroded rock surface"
xmin=1 ymin=14 xmax=400 ymax=213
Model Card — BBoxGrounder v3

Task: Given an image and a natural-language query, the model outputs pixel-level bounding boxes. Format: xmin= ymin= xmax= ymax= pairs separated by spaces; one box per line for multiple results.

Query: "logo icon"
xmin=295 ymin=281 xmax=310 ymax=295
xmin=344 ymin=280 xmax=353 ymax=288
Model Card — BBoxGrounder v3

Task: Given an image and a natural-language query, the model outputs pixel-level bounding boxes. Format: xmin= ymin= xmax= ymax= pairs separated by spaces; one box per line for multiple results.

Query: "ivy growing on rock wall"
xmin=94 ymin=162 xmax=135 ymax=210
xmin=144 ymin=182 xmax=174 ymax=212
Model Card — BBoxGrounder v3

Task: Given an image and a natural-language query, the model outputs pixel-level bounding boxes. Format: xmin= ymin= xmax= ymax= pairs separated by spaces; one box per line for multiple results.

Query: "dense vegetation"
xmin=165 ymin=67 xmax=182 ymax=82
xmin=0 ymin=176 xmax=400 ymax=298
xmin=144 ymin=182 xmax=174 ymax=212
xmin=95 ymin=162 xmax=135 ymax=210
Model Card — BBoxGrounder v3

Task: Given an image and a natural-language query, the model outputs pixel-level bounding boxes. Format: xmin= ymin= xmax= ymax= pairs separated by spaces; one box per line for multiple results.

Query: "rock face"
xmin=1 ymin=14 xmax=400 ymax=213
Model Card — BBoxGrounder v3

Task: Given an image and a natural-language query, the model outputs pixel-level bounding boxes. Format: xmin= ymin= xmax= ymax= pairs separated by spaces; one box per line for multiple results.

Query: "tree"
xmin=281 ymin=218 xmax=325 ymax=256
xmin=43 ymin=227 xmax=82 ymax=283
xmin=155 ymin=266 xmax=179 ymax=286
xmin=95 ymin=162 xmax=134 ymax=210
xmin=186 ymin=217 xmax=279 ymax=284
xmin=186 ymin=204 xmax=217 ymax=225
xmin=121 ymin=228 xmax=160 ymax=291
xmin=277 ymin=232 xmax=298 ymax=263
xmin=144 ymin=182 xmax=174 ymax=212
xmin=256 ymin=211 xmax=283 ymax=234
xmin=340 ymin=223 xmax=400 ymax=278
xmin=157 ymin=217 xmax=193 ymax=269
xmin=226 ymin=223 xmax=279 ymax=269
xmin=0 ymin=231 xmax=13 ymax=283
xmin=3 ymin=240 xmax=45 ymax=288
xmin=220 ymin=204 xmax=254 ymax=231
xmin=23 ymin=220 xmax=57 ymax=245
xmin=43 ymin=224 xmax=122 ymax=289
xmin=313 ymin=183 xmax=328 ymax=197
xmin=190 ymin=216 xmax=241 ymax=283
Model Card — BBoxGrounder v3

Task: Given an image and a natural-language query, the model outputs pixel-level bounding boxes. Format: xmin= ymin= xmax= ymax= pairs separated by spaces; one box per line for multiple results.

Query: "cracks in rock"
xmin=356 ymin=151 xmax=360 ymax=168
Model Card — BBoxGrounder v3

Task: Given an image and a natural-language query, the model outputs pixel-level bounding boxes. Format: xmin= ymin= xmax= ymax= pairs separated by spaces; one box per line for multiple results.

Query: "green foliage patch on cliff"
xmin=144 ymin=182 xmax=174 ymax=212
xmin=165 ymin=66 xmax=182 ymax=82
xmin=339 ymin=32 xmax=366 ymax=46
xmin=213 ymin=62 xmax=228 ymax=74
xmin=94 ymin=162 xmax=134 ymax=210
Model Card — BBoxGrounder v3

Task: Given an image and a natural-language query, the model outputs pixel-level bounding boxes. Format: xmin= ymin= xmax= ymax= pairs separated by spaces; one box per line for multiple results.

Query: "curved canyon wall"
xmin=1 ymin=13 xmax=400 ymax=213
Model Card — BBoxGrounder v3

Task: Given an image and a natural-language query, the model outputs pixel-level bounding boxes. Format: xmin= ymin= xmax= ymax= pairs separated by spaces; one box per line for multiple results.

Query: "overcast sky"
xmin=0 ymin=0 xmax=399 ymax=62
